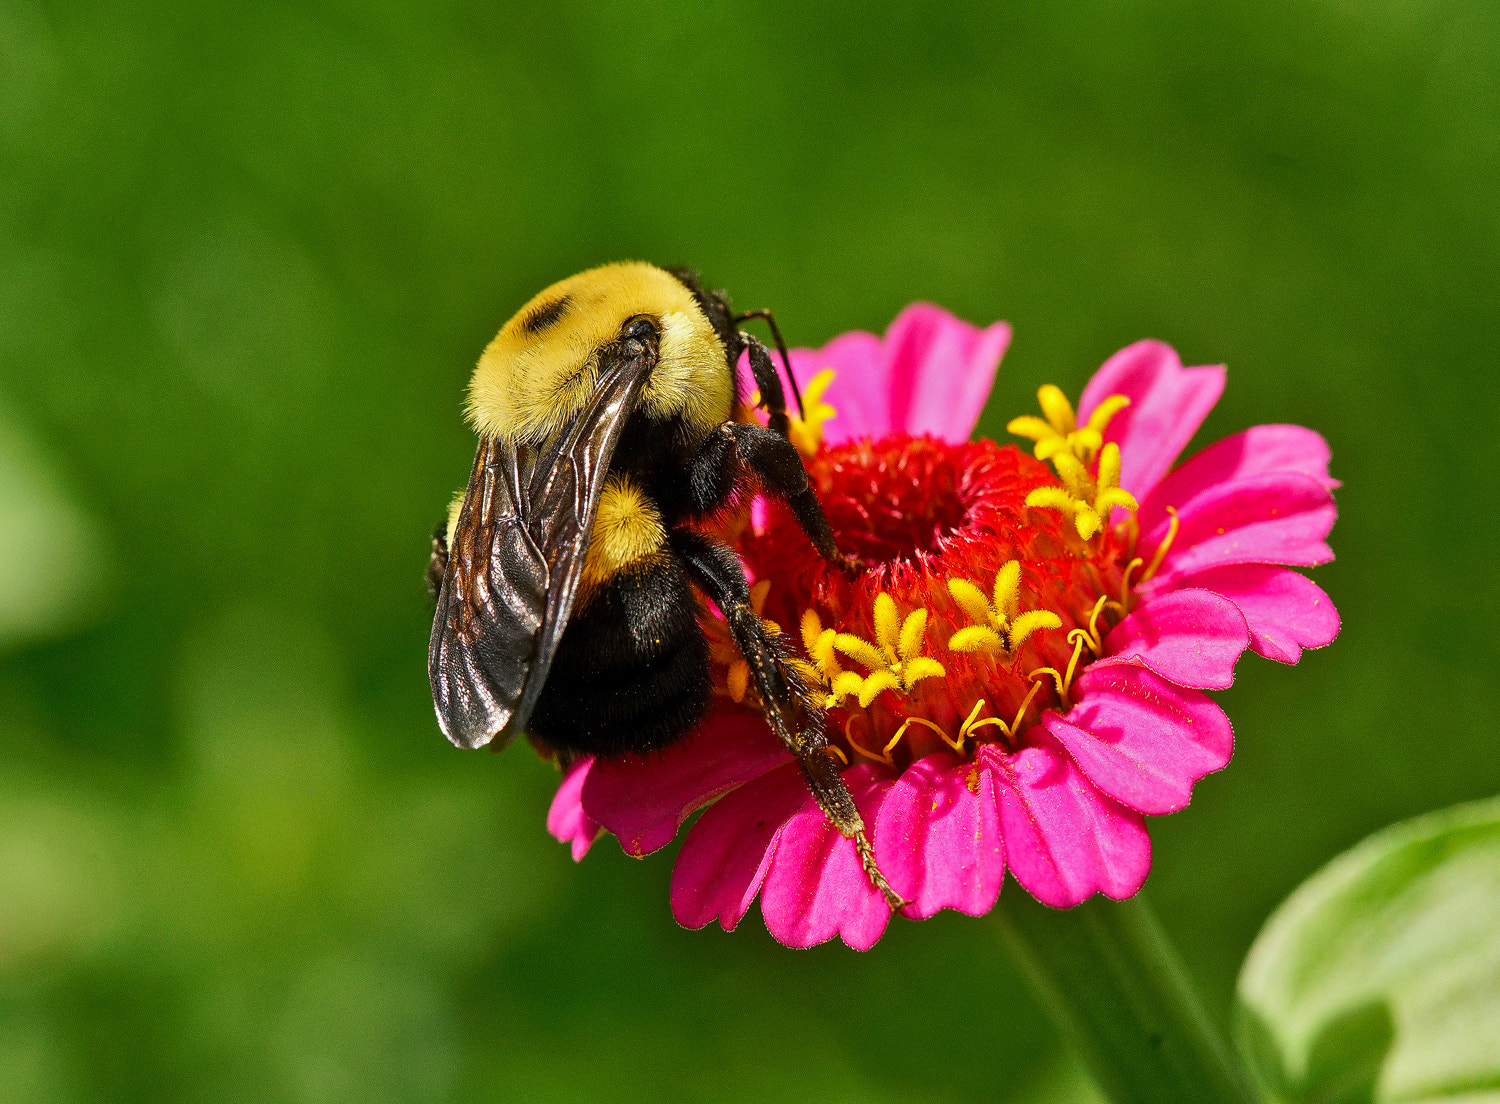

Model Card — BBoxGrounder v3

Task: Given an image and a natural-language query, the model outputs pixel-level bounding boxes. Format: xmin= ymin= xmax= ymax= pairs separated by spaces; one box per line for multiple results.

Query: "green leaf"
xmin=1236 ymin=796 xmax=1500 ymax=1103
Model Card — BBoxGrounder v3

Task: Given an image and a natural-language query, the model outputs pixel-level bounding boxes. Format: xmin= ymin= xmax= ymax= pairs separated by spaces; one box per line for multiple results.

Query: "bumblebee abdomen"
xmin=528 ymin=552 xmax=711 ymax=756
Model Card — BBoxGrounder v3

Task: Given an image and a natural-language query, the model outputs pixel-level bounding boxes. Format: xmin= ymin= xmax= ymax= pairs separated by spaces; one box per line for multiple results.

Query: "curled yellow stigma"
xmin=787 ymin=368 xmax=838 ymax=458
xmin=945 ymin=560 xmax=1062 ymax=656
xmin=1007 ymin=386 xmax=1130 ymax=466
xmin=805 ymin=593 xmax=945 ymax=709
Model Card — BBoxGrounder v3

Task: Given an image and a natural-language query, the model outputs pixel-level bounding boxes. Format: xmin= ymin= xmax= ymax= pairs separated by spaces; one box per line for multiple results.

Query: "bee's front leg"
xmin=721 ymin=421 xmax=863 ymax=572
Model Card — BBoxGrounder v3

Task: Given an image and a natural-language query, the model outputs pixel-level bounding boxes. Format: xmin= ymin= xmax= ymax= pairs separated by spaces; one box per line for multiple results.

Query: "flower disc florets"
xmin=738 ymin=433 xmax=1137 ymax=772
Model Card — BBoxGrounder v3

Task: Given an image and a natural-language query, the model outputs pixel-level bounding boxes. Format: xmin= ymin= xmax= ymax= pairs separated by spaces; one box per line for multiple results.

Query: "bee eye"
xmin=624 ymin=317 xmax=657 ymax=341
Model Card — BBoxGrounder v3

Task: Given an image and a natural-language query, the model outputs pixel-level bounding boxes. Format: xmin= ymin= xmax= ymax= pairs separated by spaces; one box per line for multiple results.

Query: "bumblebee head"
xmin=466 ymin=262 xmax=734 ymax=444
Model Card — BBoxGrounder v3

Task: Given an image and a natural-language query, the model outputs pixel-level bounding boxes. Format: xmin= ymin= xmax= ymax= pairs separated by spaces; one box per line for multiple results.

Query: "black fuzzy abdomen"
xmin=528 ymin=554 xmax=711 ymax=756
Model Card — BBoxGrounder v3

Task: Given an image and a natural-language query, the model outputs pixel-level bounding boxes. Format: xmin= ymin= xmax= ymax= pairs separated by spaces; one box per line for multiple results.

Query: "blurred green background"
xmin=3 ymin=0 xmax=1496 ymax=1100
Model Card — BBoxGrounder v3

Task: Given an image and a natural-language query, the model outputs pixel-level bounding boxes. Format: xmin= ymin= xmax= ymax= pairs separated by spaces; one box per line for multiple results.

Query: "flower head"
xmin=549 ymin=310 xmax=1339 ymax=950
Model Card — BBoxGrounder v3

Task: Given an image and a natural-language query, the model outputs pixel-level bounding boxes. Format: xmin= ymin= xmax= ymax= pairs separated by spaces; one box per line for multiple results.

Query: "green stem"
xmin=996 ymin=889 xmax=1261 ymax=1104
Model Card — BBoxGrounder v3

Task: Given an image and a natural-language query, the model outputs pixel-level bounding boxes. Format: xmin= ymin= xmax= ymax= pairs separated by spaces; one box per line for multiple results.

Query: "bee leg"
xmin=734 ymin=309 xmax=805 ymax=421
xmin=724 ymin=421 xmax=861 ymax=572
xmin=739 ymin=332 xmax=795 ymax=438
xmin=670 ymin=528 xmax=907 ymax=911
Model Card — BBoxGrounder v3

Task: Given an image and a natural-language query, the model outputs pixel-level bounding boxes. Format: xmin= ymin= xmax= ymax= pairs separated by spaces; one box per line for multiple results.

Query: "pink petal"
xmin=1139 ymin=472 xmax=1337 ymax=590
xmin=671 ymin=763 xmax=810 ymax=934
xmin=792 ymin=303 xmax=1011 ymax=444
xmin=1043 ymin=666 xmax=1233 ymax=815
xmin=987 ymin=739 xmax=1152 ymax=908
xmin=874 ymin=752 xmax=1005 ymax=920
xmin=582 ymin=710 xmax=792 ymax=857
xmin=786 ymin=331 xmax=883 ymax=438
xmin=1142 ymin=427 xmax=1338 ymax=516
xmin=547 ymin=757 xmax=602 ymax=861
xmin=760 ymin=765 xmax=896 ymax=950
xmin=1171 ymin=564 xmax=1340 ymax=664
xmin=1078 ymin=341 xmax=1225 ymax=502
xmin=1095 ymin=588 xmax=1250 ymax=690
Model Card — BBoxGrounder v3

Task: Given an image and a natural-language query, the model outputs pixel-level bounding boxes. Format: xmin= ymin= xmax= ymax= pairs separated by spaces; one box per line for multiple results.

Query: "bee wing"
xmin=428 ymin=352 xmax=650 ymax=750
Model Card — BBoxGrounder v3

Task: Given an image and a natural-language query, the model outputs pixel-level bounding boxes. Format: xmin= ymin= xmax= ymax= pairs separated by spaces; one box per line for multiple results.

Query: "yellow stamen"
xmin=958 ymin=698 xmax=989 ymax=740
xmin=1062 ymin=633 xmax=1088 ymax=697
xmin=800 ymin=608 xmax=822 ymax=654
xmin=1038 ymin=384 xmax=1077 ymax=434
xmin=727 ymin=661 xmax=750 ymax=702
xmin=1010 ymin=609 xmax=1061 ymax=650
xmin=897 ymin=607 xmax=928 ymax=664
xmin=1030 ymin=666 xmax=1068 ymax=701
xmin=1009 ymin=388 xmax=1131 ymax=466
xmin=823 ymin=593 xmax=946 ymax=707
xmin=787 ymin=368 xmax=838 ymax=458
xmin=1085 ymin=394 xmax=1131 ymax=441
xmin=873 ymin=592 xmax=900 ymax=658
xmin=801 ymin=609 xmax=844 ymax=685
xmin=827 ymin=670 xmax=865 ymax=709
xmin=1008 ymin=679 xmax=1044 ymax=736
xmin=888 ymin=715 xmax=964 ymax=756
xmin=1119 ymin=556 xmax=1145 ymax=609
xmin=947 ymin=578 xmax=994 ymax=625
xmin=846 ymin=731 xmax=891 ymax=765
xmin=857 ymin=670 xmax=901 ymax=709
xmin=993 ymin=560 xmax=1022 ymax=620
xmin=1025 ymin=440 xmax=1139 ymax=541
xmin=834 ymin=633 xmax=887 ymax=674
xmin=945 ymin=563 xmax=1062 ymax=657
xmin=1140 ymin=506 xmax=1180 ymax=584
xmin=952 ymin=682 xmax=1046 ymax=751
xmin=1011 ymin=386 xmax=1139 ymax=539
xmin=948 ymin=625 xmax=1005 ymax=653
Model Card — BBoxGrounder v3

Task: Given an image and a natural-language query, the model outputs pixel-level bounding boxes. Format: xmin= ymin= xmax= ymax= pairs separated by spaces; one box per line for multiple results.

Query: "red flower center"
xmin=730 ymin=434 xmax=1139 ymax=771
xmin=816 ymin=437 xmax=971 ymax=563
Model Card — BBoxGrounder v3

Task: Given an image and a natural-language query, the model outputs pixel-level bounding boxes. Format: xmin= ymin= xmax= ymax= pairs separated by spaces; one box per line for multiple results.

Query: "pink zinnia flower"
xmin=548 ymin=305 xmax=1339 ymax=950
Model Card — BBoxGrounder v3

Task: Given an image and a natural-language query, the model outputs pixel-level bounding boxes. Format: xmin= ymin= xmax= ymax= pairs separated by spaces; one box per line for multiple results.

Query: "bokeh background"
xmin=3 ymin=1 xmax=1497 ymax=1100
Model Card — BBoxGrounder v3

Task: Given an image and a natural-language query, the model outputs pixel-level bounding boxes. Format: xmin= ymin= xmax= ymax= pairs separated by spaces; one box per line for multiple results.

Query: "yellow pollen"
xmin=1008 ymin=387 xmax=1131 ymax=467
xmin=787 ymin=368 xmax=838 ymax=459
xmin=821 ymin=592 xmax=946 ymax=709
xmin=945 ymin=561 xmax=1063 ymax=656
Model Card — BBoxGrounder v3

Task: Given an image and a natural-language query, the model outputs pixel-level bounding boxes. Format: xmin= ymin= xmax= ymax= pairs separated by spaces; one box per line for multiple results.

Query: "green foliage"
xmin=3 ymin=0 xmax=1499 ymax=1099
xmin=1237 ymin=798 xmax=1500 ymax=1103
xmin=0 ymin=397 xmax=108 ymax=649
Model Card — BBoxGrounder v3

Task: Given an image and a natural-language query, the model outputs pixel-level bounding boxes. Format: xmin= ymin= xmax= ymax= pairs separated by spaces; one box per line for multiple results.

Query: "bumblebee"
xmin=426 ymin=262 xmax=899 ymax=905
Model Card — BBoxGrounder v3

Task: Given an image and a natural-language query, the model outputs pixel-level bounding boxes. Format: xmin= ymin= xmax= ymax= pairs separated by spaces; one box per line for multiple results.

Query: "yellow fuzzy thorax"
xmin=466 ymin=262 xmax=733 ymax=444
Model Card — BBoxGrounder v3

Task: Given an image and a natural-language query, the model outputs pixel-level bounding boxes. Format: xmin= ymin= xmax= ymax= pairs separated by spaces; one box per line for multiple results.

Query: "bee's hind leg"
xmin=670 ymin=527 xmax=907 ymax=911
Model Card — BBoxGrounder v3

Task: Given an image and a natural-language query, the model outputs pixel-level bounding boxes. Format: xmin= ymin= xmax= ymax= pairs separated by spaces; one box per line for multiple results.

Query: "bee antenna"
xmin=734 ymin=309 xmax=804 ymax=419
